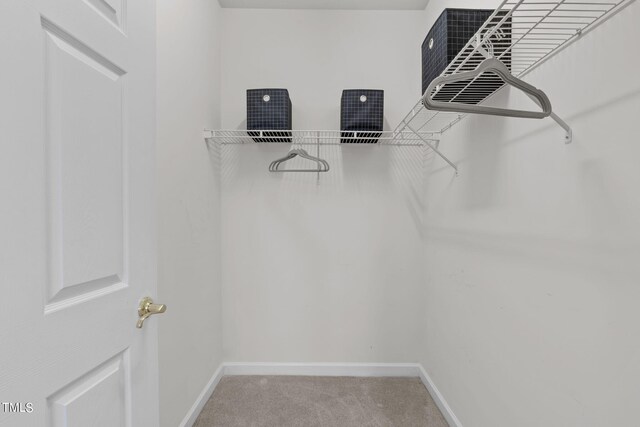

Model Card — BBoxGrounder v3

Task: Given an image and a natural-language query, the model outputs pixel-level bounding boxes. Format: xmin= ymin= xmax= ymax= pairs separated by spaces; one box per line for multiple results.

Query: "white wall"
xmin=220 ymin=144 xmax=427 ymax=362
xmin=156 ymin=1 xmax=223 ymax=426
xmin=219 ymin=9 xmax=428 ymax=363
xmin=221 ymin=9 xmax=425 ymax=129
xmin=418 ymin=1 xmax=640 ymax=426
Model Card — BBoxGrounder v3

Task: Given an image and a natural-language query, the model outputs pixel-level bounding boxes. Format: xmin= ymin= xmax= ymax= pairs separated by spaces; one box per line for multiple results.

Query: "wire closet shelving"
xmin=206 ymin=0 xmax=632 ymax=175
xmin=204 ymin=129 xmax=435 ymax=146
xmin=392 ymin=0 xmax=633 ymax=173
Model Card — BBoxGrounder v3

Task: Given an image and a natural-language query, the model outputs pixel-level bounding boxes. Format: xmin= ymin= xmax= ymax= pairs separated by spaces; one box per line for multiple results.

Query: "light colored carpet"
xmin=193 ymin=375 xmax=448 ymax=427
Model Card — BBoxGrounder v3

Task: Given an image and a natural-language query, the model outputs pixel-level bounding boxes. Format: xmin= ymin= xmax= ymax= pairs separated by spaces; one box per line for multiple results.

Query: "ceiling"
xmin=218 ymin=0 xmax=430 ymax=10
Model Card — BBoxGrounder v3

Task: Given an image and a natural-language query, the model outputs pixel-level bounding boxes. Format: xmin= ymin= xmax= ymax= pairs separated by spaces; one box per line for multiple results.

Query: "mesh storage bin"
xmin=247 ymin=88 xmax=292 ymax=142
xmin=421 ymin=9 xmax=512 ymax=103
xmin=340 ymin=89 xmax=384 ymax=144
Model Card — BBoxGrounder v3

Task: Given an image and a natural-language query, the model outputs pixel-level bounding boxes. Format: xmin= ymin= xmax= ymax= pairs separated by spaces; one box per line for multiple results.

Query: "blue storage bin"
xmin=340 ymin=89 xmax=384 ymax=144
xmin=247 ymin=88 xmax=292 ymax=142
xmin=422 ymin=9 xmax=511 ymax=103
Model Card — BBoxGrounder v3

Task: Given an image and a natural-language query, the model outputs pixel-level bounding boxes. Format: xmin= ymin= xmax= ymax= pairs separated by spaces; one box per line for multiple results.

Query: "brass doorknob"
xmin=136 ymin=297 xmax=166 ymax=328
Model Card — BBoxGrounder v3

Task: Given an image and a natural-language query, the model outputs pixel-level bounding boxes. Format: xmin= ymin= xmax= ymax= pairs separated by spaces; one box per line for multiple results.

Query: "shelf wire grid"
xmin=395 ymin=0 xmax=632 ymax=137
xmin=204 ymin=129 xmax=437 ymax=146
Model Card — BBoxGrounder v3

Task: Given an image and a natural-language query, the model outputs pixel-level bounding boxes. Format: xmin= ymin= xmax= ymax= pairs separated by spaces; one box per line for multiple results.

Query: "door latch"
xmin=137 ymin=297 xmax=166 ymax=328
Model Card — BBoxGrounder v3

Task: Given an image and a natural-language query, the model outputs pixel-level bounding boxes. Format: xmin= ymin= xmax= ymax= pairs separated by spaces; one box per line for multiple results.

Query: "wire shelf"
xmin=395 ymin=0 xmax=632 ymax=149
xmin=204 ymin=129 xmax=437 ymax=146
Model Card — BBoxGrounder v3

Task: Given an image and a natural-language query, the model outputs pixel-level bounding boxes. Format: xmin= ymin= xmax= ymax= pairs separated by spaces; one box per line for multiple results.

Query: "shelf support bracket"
xmin=405 ymin=123 xmax=458 ymax=176
xmin=527 ymin=94 xmax=573 ymax=144
xmin=204 ymin=128 xmax=215 ymax=140
xmin=550 ymin=112 xmax=573 ymax=144
xmin=523 ymin=93 xmax=573 ymax=144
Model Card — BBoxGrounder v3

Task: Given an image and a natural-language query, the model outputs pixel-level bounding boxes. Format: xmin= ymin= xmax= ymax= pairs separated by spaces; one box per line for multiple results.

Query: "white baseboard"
xmin=223 ymin=362 xmax=421 ymax=377
xmin=179 ymin=363 xmax=225 ymax=427
xmin=181 ymin=362 xmax=462 ymax=427
xmin=417 ymin=364 xmax=463 ymax=427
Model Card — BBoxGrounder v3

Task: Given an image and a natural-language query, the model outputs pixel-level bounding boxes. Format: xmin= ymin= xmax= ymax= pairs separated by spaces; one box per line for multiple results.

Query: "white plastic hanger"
xmin=269 ymin=148 xmax=330 ymax=173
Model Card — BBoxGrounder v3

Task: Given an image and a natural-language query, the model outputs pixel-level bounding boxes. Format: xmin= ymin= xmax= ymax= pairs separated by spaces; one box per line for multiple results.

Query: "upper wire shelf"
xmin=394 ymin=0 xmax=632 ymax=157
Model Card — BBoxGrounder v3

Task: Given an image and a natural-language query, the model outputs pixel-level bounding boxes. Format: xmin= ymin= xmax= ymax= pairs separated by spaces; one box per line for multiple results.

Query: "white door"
xmin=0 ymin=0 xmax=159 ymax=426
